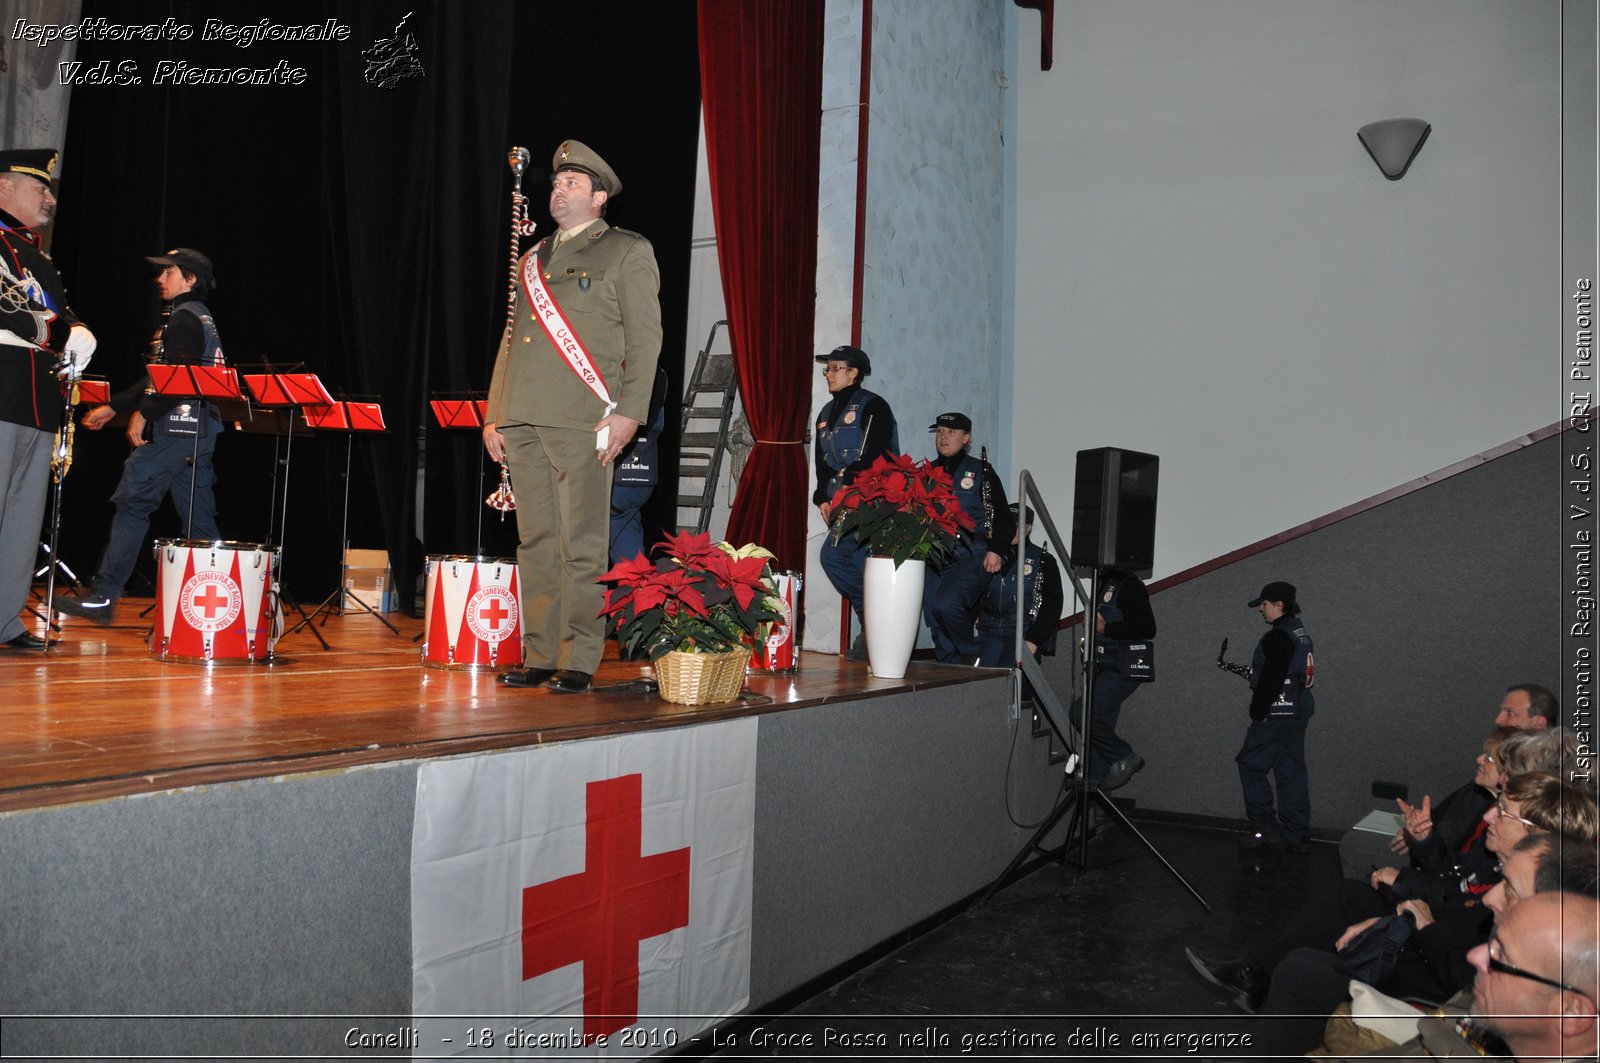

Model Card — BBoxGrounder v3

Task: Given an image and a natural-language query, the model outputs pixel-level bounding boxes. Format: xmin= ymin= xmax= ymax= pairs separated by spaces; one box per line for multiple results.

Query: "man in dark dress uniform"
xmin=0 ymin=149 xmax=96 ymax=649
xmin=58 ymin=249 xmax=225 ymax=625
xmin=485 ymin=140 xmax=662 ymax=693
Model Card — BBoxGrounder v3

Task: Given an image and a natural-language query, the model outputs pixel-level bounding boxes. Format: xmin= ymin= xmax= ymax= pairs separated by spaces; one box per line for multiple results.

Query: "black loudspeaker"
xmin=1071 ymin=448 xmax=1159 ymax=576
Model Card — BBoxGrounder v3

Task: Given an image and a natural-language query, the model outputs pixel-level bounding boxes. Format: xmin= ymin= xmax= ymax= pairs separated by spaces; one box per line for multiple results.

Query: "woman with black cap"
xmin=812 ymin=344 xmax=897 ymax=660
xmin=1237 ymin=580 xmax=1316 ymax=851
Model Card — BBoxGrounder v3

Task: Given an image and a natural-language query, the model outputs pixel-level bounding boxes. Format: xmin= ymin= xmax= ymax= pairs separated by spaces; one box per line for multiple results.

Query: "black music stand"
xmin=147 ymin=363 xmax=246 ymax=539
xmin=429 ymin=394 xmax=492 ymax=553
xmin=242 ymin=368 xmax=335 ymax=650
xmin=424 ymin=395 xmax=493 ymax=646
xmin=288 ymin=399 xmax=400 ymax=636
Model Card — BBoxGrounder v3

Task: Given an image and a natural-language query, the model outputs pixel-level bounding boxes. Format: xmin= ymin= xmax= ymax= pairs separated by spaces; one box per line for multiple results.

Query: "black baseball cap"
xmin=815 ymin=345 xmax=871 ymax=376
xmin=929 ymin=412 xmax=972 ymax=433
xmin=146 ymin=248 xmax=216 ymax=290
xmin=1248 ymin=581 xmax=1297 ymax=607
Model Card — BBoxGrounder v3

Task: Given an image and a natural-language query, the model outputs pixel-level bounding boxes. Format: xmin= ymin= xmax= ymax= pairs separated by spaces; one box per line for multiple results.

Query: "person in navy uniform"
xmin=1237 ymin=580 xmax=1316 ymax=851
xmin=59 ymin=250 xmax=225 ymax=626
xmin=922 ymin=411 xmax=1012 ymax=663
xmin=813 ymin=344 xmax=897 ymax=661
xmin=0 ymin=148 xmax=97 ymax=650
xmin=608 ymin=365 xmax=668 ymax=566
xmin=1073 ymin=565 xmax=1156 ymax=790
xmin=975 ymin=504 xmax=1062 ymax=667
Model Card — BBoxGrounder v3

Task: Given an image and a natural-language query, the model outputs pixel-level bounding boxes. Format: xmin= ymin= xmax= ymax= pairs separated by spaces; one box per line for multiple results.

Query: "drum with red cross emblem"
xmin=150 ymin=540 xmax=281 ymax=663
xmin=422 ymin=555 xmax=524 ymax=669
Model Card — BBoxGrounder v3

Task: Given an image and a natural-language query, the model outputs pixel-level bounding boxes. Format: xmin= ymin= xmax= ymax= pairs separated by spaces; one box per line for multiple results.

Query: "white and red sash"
xmin=520 ymin=247 xmax=617 ymax=447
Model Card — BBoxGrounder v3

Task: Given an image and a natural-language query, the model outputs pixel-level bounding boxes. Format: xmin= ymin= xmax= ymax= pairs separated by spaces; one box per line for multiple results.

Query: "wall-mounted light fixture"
xmin=1357 ymin=119 xmax=1431 ymax=181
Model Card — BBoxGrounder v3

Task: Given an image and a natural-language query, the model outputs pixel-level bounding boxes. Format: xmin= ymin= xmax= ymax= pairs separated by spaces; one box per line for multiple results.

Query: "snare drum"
xmin=750 ymin=570 xmax=803 ymax=673
xmin=422 ymin=555 xmax=523 ymax=669
xmin=150 ymin=539 xmax=279 ymax=663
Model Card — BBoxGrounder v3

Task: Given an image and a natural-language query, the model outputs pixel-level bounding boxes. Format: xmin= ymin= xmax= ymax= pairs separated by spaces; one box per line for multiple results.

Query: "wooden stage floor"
xmin=0 ymin=598 xmax=993 ymax=815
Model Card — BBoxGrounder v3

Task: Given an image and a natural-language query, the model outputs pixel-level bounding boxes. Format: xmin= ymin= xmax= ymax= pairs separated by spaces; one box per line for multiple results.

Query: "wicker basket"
xmin=654 ymin=647 xmax=751 ymax=705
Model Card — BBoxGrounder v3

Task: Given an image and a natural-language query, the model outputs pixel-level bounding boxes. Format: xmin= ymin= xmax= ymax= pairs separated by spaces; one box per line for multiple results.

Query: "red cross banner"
xmin=411 ymin=719 xmax=756 ymax=1057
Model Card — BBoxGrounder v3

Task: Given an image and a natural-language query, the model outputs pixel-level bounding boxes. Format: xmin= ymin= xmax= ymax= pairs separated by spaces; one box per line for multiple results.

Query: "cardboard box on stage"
xmin=343 ymin=548 xmax=398 ymax=613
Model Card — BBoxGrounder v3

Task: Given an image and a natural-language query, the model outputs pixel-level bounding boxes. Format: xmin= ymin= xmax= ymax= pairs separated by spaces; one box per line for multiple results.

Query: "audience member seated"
xmin=1312 ymin=833 xmax=1599 ymax=1060
xmin=1242 ymin=774 xmax=1597 ymax=1056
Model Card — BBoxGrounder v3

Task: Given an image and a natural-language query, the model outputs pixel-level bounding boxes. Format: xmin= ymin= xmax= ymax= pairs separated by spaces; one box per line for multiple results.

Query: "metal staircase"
xmin=677 ymin=320 xmax=739 ymax=534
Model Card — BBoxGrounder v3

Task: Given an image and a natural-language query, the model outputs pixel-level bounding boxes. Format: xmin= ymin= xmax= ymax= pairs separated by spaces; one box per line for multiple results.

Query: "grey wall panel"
xmin=749 ymin=674 xmax=1064 ymax=1005
xmin=0 ymin=762 xmax=418 ymax=1055
xmin=1041 ymin=436 xmax=1564 ymax=833
xmin=1 ymin=677 xmax=1072 ymax=1051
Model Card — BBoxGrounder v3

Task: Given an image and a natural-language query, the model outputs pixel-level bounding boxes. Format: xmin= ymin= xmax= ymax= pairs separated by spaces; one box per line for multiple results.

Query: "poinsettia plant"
xmin=599 ymin=531 xmax=785 ymax=660
xmin=829 ymin=452 xmax=975 ymax=567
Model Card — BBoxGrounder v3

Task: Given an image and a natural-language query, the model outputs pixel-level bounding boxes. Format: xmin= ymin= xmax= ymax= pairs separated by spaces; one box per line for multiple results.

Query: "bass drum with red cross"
xmin=422 ymin=555 xmax=524 ymax=669
xmin=150 ymin=539 xmax=281 ymax=664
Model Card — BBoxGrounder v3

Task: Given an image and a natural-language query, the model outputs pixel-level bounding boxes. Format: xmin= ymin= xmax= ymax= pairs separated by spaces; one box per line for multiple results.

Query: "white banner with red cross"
xmin=411 ymin=719 xmax=756 ymax=1058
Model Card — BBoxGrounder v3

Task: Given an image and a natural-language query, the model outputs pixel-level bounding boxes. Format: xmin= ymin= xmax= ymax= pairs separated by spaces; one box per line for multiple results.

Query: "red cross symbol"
xmin=478 ymin=595 xmax=509 ymax=631
xmin=191 ymin=583 xmax=229 ymax=619
xmin=521 ymin=774 xmax=690 ymax=1038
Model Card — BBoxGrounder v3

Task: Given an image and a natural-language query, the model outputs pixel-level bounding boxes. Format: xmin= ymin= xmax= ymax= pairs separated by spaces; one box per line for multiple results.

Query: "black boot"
xmin=1183 ymin=947 xmax=1270 ymax=1013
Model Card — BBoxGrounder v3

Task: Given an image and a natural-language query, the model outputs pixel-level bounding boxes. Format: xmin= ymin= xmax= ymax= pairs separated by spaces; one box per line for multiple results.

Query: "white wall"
xmin=1009 ymin=0 xmax=1563 ymax=579
xmin=804 ymin=0 xmax=1009 ymax=650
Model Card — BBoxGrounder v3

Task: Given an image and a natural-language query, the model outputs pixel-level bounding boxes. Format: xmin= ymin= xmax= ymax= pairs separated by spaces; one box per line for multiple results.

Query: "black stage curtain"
xmin=50 ymin=0 xmax=700 ymax=614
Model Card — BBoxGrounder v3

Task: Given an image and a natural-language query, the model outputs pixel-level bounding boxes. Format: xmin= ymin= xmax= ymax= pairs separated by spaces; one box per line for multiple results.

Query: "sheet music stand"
xmin=286 ymin=400 xmax=401 ymax=637
xmin=146 ymin=364 xmax=244 ymax=540
xmin=429 ymin=394 xmax=491 ymax=554
xmin=242 ymin=367 xmax=335 ymax=651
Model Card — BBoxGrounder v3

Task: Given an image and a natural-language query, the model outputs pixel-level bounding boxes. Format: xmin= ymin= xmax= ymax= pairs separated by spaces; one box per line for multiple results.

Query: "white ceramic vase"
xmin=862 ymin=556 xmax=925 ymax=679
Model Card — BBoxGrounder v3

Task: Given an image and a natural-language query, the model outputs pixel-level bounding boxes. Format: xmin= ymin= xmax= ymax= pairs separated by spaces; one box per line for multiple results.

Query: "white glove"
xmin=61 ymin=324 xmax=97 ymax=377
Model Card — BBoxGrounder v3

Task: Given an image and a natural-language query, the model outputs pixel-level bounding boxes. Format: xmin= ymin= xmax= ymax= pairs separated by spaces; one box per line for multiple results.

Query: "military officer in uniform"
xmin=813 ymin=345 xmax=897 ymax=660
xmin=0 ymin=149 xmax=96 ymax=650
xmin=1237 ymin=580 xmax=1316 ymax=851
xmin=922 ymin=411 xmax=1012 ymax=663
xmin=484 ymin=140 xmax=662 ymax=693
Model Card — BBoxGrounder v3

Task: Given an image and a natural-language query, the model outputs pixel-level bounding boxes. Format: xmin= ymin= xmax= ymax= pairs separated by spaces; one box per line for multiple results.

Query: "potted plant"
xmin=828 ymin=453 xmax=974 ymax=677
xmin=599 ymin=531 xmax=784 ymax=704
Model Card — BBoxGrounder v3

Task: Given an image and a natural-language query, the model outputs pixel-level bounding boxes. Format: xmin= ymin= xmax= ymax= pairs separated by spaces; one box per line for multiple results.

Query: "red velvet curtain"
xmin=697 ymin=0 xmax=825 ymax=571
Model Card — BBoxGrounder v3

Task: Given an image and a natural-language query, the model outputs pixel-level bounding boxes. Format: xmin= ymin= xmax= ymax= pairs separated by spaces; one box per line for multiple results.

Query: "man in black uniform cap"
xmin=922 ymin=411 xmax=1011 ymax=663
xmin=0 ymin=149 xmax=97 ymax=649
xmin=59 ymin=249 xmax=226 ymax=625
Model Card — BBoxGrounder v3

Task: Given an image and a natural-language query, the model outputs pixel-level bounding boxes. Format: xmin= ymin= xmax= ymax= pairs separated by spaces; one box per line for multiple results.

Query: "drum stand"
xmin=291 ymin=409 xmax=400 ymax=637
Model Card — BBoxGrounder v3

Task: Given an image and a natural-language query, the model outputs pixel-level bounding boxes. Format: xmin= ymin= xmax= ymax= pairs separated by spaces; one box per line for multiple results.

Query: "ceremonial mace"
xmin=485 ymin=146 xmax=534 ymax=517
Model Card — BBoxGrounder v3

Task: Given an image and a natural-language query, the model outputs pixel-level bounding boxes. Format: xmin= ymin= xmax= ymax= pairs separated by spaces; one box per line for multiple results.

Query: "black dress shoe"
xmin=5 ymin=631 xmax=58 ymax=650
xmin=500 ymin=667 xmax=558 ymax=687
xmin=547 ymin=669 xmax=593 ymax=693
xmin=1183 ymin=947 xmax=1270 ymax=1013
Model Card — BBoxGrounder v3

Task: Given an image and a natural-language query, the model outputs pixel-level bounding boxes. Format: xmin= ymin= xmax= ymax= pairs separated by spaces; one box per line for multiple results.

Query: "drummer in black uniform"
xmin=813 ymin=345 xmax=897 ymax=661
xmin=58 ymin=249 xmax=225 ymax=626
